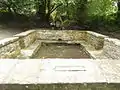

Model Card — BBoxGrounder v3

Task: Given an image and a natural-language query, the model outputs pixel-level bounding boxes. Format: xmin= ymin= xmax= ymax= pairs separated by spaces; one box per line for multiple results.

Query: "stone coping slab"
xmin=105 ymin=38 xmax=120 ymax=46
xmin=14 ymin=30 xmax=36 ymax=37
xmin=0 ymin=37 xmax=19 ymax=48
xmin=20 ymin=40 xmax=41 ymax=58
xmin=37 ymin=29 xmax=86 ymax=32
xmin=0 ymin=59 xmax=120 ymax=84
xmin=87 ymin=31 xmax=108 ymax=38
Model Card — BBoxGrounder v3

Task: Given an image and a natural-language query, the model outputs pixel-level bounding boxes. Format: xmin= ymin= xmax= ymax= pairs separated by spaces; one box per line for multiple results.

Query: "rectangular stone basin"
xmin=33 ymin=42 xmax=91 ymax=59
xmin=1 ymin=29 xmax=120 ymax=59
xmin=0 ymin=30 xmax=120 ymax=89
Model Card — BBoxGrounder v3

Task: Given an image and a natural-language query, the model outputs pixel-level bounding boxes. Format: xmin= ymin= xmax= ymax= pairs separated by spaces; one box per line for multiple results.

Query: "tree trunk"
xmin=45 ymin=0 xmax=51 ymax=23
xmin=118 ymin=1 xmax=120 ymax=11
xmin=117 ymin=1 xmax=120 ymax=17
xmin=37 ymin=0 xmax=62 ymax=23
xmin=36 ymin=0 xmax=46 ymax=21
xmin=117 ymin=1 xmax=120 ymax=24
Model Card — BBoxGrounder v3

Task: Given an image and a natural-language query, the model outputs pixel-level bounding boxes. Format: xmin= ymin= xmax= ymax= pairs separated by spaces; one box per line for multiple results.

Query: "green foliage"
xmin=14 ymin=0 xmax=36 ymax=16
xmin=87 ymin=0 xmax=117 ymax=16
xmin=74 ymin=0 xmax=88 ymax=25
xmin=0 ymin=0 xmax=36 ymax=16
xmin=0 ymin=0 xmax=119 ymax=30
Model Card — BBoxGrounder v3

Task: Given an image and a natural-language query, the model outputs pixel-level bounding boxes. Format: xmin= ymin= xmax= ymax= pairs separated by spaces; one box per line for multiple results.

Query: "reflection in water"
xmin=34 ymin=43 xmax=91 ymax=59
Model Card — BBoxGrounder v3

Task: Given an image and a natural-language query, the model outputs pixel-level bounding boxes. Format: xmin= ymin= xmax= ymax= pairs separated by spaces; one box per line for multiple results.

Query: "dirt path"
xmin=0 ymin=24 xmax=120 ymax=41
xmin=95 ymin=30 xmax=120 ymax=40
xmin=0 ymin=25 xmax=25 ymax=40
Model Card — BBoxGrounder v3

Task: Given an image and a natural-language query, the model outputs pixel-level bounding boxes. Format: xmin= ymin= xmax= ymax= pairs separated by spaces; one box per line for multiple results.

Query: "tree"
xmin=36 ymin=0 xmax=62 ymax=23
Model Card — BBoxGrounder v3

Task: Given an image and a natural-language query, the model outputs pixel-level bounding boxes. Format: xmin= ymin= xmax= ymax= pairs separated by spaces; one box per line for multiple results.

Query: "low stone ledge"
xmin=1 ymin=29 xmax=120 ymax=59
xmin=0 ymin=30 xmax=38 ymax=58
xmin=87 ymin=31 xmax=108 ymax=38
xmin=14 ymin=30 xmax=36 ymax=37
xmin=0 ymin=37 xmax=21 ymax=58
xmin=0 ymin=37 xmax=19 ymax=48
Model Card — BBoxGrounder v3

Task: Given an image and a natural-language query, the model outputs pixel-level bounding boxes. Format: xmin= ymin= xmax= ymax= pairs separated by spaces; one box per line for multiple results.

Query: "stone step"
xmin=79 ymin=41 xmax=110 ymax=59
xmin=17 ymin=40 xmax=41 ymax=58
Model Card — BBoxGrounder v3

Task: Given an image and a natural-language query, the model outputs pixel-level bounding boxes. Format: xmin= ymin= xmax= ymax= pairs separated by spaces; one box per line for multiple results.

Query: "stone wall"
xmin=14 ymin=30 xmax=37 ymax=48
xmin=37 ymin=30 xmax=108 ymax=50
xmin=0 ymin=37 xmax=21 ymax=58
xmin=103 ymin=38 xmax=120 ymax=59
xmin=86 ymin=31 xmax=107 ymax=50
xmin=0 ymin=84 xmax=119 ymax=90
xmin=37 ymin=30 xmax=87 ymax=41
xmin=1 ymin=29 xmax=120 ymax=59
xmin=0 ymin=30 xmax=37 ymax=58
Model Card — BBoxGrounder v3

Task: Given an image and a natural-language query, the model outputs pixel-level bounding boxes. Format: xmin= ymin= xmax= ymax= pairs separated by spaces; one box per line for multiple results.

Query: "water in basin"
xmin=34 ymin=43 xmax=91 ymax=59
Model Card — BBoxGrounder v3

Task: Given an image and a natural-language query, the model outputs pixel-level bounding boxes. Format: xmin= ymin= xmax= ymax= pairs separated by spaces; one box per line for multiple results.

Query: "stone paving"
xmin=0 ymin=59 xmax=120 ymax=84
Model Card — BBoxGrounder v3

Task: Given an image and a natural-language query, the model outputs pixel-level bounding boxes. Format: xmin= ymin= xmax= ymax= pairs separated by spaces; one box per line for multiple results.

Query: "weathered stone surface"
xmin=14 ymin=30 xmax=37 ymax=48
xmin=21 ymin=32 xmax=37 ymax=48
xmin=86 ymin=31 xmax=107 ymax=50
xmin=0 ymin=29 xmax=120 ymax=59
xmin=103 ymin=38 xmax=120 ymax=59
xmin=0 ymin=84 xmax=120 ymax=90
xmin=37 ymin=30 xmax=108 ymax=50
xmin=0 ymin=30 xmax=38 ymax=58
xmin=14 ymin=30 xmax=36 ymax=37
xmin=0 ymin=37 xmax=19 ymax=48
xmin=37 ymin=30 xmax=86 ymax=41
xmin=0 ymin=37 xmax=21 ymax=58
xmin=19 ymin=40 xmax=41 ymax=58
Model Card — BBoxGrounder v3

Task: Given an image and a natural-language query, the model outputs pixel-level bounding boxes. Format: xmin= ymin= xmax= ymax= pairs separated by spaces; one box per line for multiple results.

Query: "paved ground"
xmin=0 ymin=59 xmax=120 ymax=84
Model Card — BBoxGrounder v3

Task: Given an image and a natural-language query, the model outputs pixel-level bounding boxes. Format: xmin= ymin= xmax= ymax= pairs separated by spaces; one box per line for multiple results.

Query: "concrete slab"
xmin=3 ymin=60 xmax=41 ymax=84
xmin=37 ymin=59 xmax=106 ymax=83
xmin=0 ymin=60 xmax=18 ymax=83
xmin=0 ymin=59 xmax=120 ymax=84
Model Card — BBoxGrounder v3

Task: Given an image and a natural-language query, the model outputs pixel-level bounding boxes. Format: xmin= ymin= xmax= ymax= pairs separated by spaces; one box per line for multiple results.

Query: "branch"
xmin=50 ymin=3 xmax=62 ymax=14
xmin=51 ymin=4 xmax=55 ymax=11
